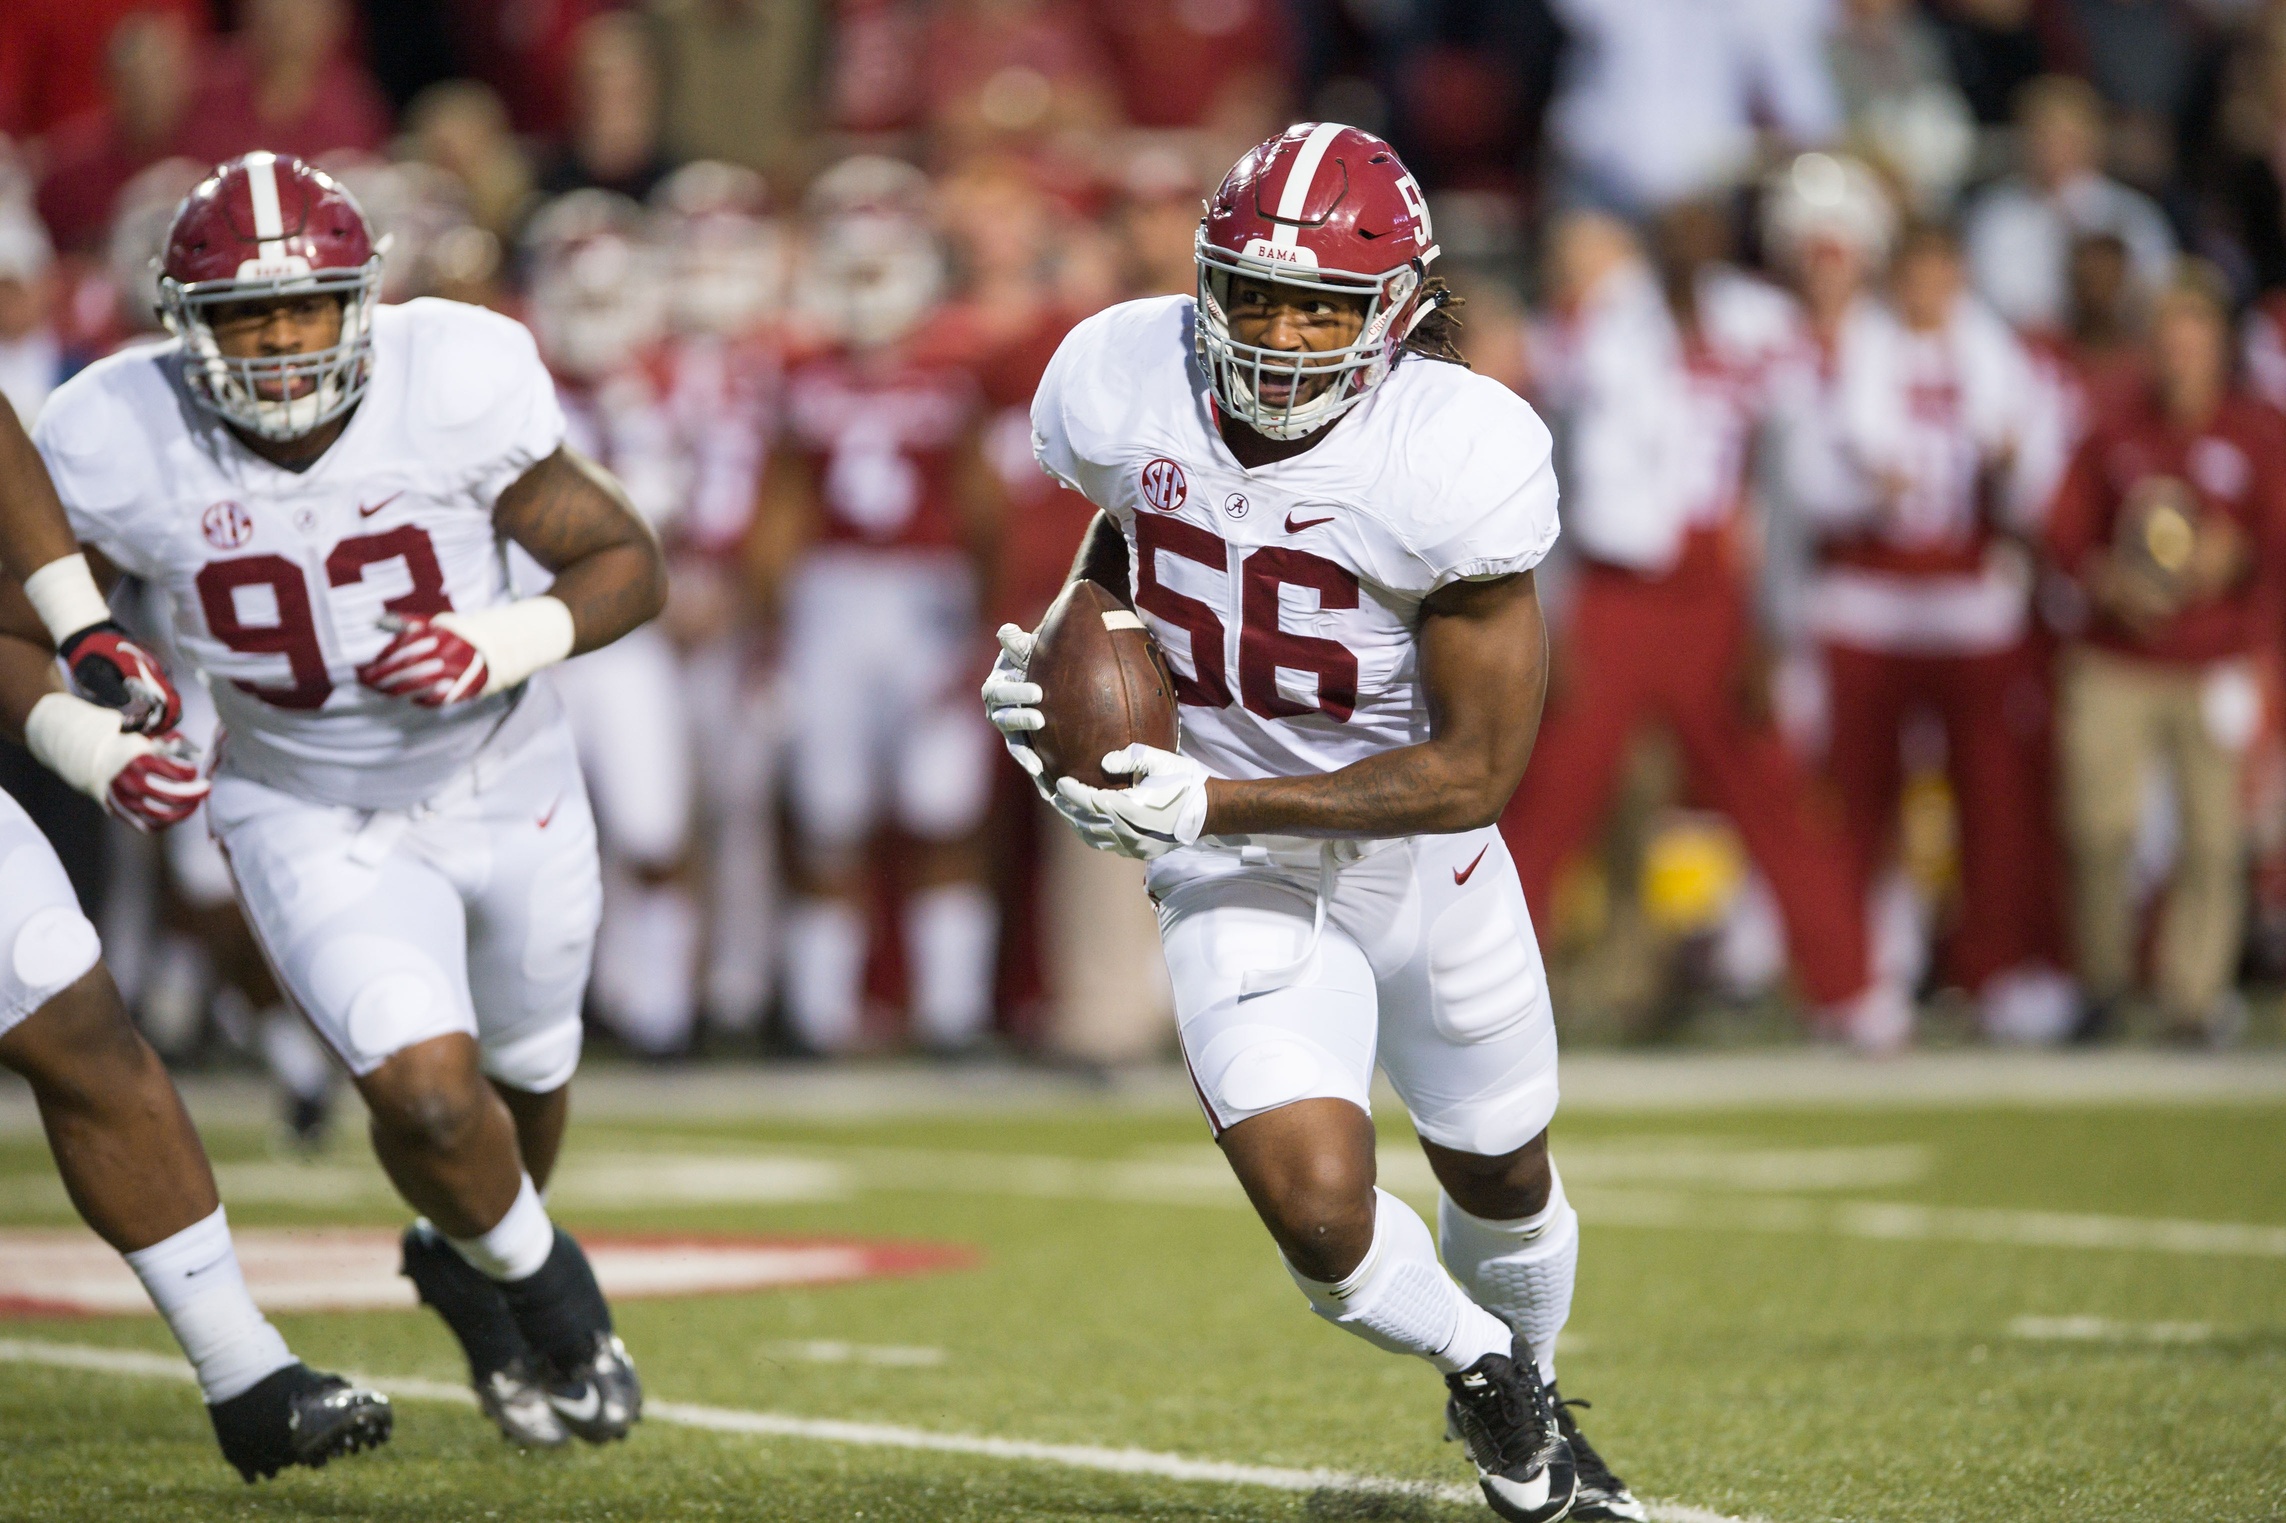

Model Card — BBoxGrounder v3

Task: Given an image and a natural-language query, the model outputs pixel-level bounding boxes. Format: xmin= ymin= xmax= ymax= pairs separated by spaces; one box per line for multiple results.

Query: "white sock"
xmin=1438 ymin=1163 xmax=1578 ymax=1386
xmin=124 ymin=1206 xmax=296 ymax=1403
xmin=784 ymin=898 xmax=866 ymax=1053
xmin=444 ymin=1173 xmax=555 ymax=1282
xmin=904 ymin=882 xmax=997 ymax=1047
xmin=1287 ymin=1187 xmax=1513 ymax=1374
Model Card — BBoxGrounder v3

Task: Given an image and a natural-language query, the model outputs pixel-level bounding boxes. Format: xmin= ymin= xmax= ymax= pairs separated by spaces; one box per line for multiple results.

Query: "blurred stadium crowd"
xmin=2 ymin=0 xmax=2284 ymax=1118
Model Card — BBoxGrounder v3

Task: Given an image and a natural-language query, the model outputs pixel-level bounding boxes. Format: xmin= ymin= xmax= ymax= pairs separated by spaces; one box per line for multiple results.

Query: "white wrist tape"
xmin=24 ymin=692 xmax=144 ymax=800
xmin=434 ymin=596 xmax=576 ymax=696
xmin=22 ymin=554 xmax=113 ymax=646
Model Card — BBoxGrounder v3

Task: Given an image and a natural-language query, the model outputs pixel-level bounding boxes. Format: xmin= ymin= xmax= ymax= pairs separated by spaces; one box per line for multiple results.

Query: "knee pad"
xmin=1187 ymin=1007 xmax=1374 ymax=1134
xmin=304 ymin=933 xmax=469 ymax=1074
xmin=0 ymin=838 xmax=103 ymax=1039
xmin=480 ymin=1010 xmax=583 ymax=1093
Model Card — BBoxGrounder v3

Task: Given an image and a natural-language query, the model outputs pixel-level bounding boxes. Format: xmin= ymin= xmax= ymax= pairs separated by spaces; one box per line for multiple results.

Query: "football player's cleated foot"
xmin=1445 ymin=1340 xmax=1576 ymax=1523
xmin=401 ymin=1221 xmax=562 ymax=1444
xmin=208 ymin=1363 xmax=393 ymax=1482
xmin=540 ymin=1331 xmax=642 ymax=1444
xmin=1550 ymin=1390 xmax=1645 ymax=1523
xmin=478 ymin=1355 xmax=571 ymax=1448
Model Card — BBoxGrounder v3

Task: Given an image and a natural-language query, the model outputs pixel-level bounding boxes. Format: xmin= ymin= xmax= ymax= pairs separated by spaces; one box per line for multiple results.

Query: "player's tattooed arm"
xmin=494 ymin=446 xmax=667 ymax=654
xmin=1069 ymin=511 xmax=1133 ymax=605
xmin=1200 ymin=570 xmax=1548 ymax=838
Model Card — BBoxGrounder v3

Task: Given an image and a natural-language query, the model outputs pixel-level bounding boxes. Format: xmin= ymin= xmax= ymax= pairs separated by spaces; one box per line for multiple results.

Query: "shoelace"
xmin=1556 ymin=1397 xmax=1624 ymax=1494
xmin=1456 ymin=1368 xmax=1548 ymax=1470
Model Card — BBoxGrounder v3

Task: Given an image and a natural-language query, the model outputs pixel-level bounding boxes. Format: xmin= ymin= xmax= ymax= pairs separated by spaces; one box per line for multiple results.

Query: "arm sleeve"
xmin=30 ymin=387 xmax=158 ymax=580
xmin=1029 ymin=321 xmax=1089 ymax=495
xmin=1405 ymin=393 xmax=1563 ymax=590
xmin=471 ymin=322 xmax=569 ymax=506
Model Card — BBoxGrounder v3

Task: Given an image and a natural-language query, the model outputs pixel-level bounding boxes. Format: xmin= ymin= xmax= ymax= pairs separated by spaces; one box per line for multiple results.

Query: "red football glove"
xmin=357 ymin=614 xmax=489 ymax=707
xmin=57 ymin=621 xmax=182 ymax=734
xmin=106 ymin=734 xmax=209 ymax=832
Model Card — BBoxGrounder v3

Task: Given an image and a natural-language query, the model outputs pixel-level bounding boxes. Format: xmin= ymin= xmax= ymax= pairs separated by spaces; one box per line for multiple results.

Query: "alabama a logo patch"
xmin=1139 ymin=457 xmax=1188 ymax=513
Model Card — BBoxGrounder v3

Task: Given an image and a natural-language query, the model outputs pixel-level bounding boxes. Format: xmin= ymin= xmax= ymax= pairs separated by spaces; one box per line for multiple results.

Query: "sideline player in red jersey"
xmin=986 ymin=125 xmax=1640 ymax=1523
xmin=765 ymin=156 xmax=1005 ymax=1056
xmin=0 ymin=153 xmax=663 ymax=1449
xmin=0 ymin=393 xmax=393 ymax=1479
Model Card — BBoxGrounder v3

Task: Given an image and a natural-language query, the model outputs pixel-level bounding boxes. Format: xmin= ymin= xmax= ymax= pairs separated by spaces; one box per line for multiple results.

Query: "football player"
xmin=986 ymin=125 xmax=1639 ymax=1522
xmin=1 ymin=153 xmax=663 ymax=1449
xmin=764 ymin=156 xmax=1003 ymax=1055
xmin=0 ymin=393 xmax=393 ymax=1480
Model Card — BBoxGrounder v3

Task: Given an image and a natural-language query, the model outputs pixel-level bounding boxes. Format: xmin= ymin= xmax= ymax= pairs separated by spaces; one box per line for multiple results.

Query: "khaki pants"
xmin=2059 ymin=648 xmax=2252 ymax=1018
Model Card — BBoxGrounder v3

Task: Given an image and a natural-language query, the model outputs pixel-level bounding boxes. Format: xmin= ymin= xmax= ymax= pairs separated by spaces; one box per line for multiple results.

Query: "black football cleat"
xmin=400 ymin=1222 xmax=568 ymax=1447
xmin=1445 ymin=1339 xmax=1576 ymax=1523
xmin=208 ymin=1362 xmax=392 ymax=1482
xmin=538 ymin=1330 xmax=643 ymax=1444
xmin=1550 ymin=1390 xmax=1645 ymax=1523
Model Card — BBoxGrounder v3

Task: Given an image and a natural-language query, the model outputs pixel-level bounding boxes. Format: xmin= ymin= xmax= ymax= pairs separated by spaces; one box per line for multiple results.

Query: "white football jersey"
xmin=36 ymin=298 xmax=568 ymax=809
xmin=1032 ymin=296 xmax=1559 ymax=795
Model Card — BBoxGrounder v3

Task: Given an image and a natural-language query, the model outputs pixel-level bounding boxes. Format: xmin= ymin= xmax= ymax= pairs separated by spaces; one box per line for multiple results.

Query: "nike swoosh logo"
xmin=358 ymin=491 xmax=404 ymax=519
xmin=1485 ymin=1468 xmax=1552 ymax=1510
xmin=1453 ymin=846 xmax=1489 ymax=885
xmin=1284 ymin=513 xmax=1336 ymax=533
xmin=536 ymin=797 xmax=561 ymax=830
xmin=547 ymin=1386 xmax=601 ymax=1422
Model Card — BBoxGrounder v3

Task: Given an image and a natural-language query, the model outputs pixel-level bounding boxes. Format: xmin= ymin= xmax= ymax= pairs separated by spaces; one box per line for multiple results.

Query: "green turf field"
xmin=1 ymin=1066 xmax=2281 ymax=1522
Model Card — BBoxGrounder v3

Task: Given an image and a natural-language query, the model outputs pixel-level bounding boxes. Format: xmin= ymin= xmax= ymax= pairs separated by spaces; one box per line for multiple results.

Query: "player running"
xmin=2 ymin=152 xmax=664 ymax=1450
xmin=985 ymin=125 xmax=1640 ymax=1522
xmin=0 ymin=394 xmax=393 ymax=1480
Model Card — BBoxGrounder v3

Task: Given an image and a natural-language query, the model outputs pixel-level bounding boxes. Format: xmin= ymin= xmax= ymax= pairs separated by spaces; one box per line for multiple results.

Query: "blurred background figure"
xmin=171 ymin=0 xmax=390 ymax=166
xmin=543 ymin=10 xmax=677 ymax=199
xmin=0 ymin=198 xmax=59 ymax=421
xmin=762 ymin=156 xmax=1001 ymax=1057
xmin=2046 ymin=263 xmax=2286 ymax=1047
xmin=521 ymin=187 xmax=704 ymax=1059
xmin=32 ymin=9 xmax=199 ymax=255
xmin=1964 ymin=74 xmax=2174 ymax=332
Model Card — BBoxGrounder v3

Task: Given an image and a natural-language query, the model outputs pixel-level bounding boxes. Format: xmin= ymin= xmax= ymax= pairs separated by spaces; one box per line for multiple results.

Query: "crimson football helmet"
xmin=157 ymin=152 xmax=383 ymax=440
xmin=1195 ymin=123 xmax=1440 ymax=440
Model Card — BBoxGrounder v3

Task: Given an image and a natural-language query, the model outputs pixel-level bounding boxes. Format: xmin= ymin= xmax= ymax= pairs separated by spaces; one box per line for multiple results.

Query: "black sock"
xmin=496 ymin=1228 xmax=613 ymax=1374
xmin=401 ymin=1223 xmax=529 ymax=1382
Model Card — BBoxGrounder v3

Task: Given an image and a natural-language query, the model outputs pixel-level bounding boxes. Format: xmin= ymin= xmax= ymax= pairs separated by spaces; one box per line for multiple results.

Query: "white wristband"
xmin=434 ymin=596 xmax=576 ymax=696
xmin=24 ymin=691 xmax=144 ymax=800
xmin=22 ymin=554 xmax=113 ymax=646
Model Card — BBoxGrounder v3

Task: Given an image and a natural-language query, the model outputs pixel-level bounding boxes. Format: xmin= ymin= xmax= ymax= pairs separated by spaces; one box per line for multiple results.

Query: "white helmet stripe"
xmin=1269 ymin=121 xmax=1346 ymax=250
xmin=244 ymin=151 xmax=287 ymax=259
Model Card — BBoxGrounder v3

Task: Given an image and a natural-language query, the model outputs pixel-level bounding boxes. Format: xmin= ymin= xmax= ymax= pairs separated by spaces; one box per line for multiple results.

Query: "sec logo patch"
xmin=1139 ymin=458 xmax=1187 ymax=512
xmin=201 ymin=500 xmax=253 ymax=550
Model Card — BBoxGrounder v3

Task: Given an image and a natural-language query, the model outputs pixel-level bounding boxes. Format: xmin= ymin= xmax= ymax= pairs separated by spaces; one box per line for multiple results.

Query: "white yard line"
xmin=0 ymin=1337 xmax=1756 ymax=1522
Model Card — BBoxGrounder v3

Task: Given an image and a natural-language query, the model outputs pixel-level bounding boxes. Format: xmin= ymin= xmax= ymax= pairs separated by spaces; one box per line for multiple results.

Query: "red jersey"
xmin=780 ymin=333 xmax=982 ymax=554
xmin=2046 ymin=393 xmax=2286 ymax=666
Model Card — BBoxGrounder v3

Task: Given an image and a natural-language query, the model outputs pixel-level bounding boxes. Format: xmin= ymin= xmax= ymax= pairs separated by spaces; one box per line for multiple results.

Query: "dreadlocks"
xmin=1399 ymin=276 xmax=1468 ymax=367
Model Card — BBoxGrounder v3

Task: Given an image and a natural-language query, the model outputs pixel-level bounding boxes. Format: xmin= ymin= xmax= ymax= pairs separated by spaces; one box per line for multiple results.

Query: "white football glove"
xmin=1055 ymin=743 xmax=1212 ymax=860
xmin=982 ymin=623 xmax=1049 ymax=798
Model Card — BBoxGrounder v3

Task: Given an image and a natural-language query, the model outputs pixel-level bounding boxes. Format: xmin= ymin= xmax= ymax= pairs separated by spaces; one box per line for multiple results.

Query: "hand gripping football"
xmin=1025 ymin=580 xmax=1179 ymax=790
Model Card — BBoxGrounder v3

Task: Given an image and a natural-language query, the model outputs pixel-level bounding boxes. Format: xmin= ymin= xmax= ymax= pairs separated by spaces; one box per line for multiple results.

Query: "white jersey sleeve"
xmin=33 ymin=342 xmax=179 ymax=581
xmin=1031 ymin=300 xmax=1162 ymax=503
xmin=1378 ymin=362 xmax=1561 ymax=592
xmin=396 ymin=297 xmax=567 ymax=502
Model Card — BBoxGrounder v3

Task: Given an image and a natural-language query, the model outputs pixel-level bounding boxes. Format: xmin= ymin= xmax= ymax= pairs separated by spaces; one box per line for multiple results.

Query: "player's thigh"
xmin=1372 ymin=829 xmax=1560 ymax=1159
xmin=457 ymin=726 xmax=602 ymax=1094
xmin=556 ymin=629 xmax=693 ymax=868
xmin=1155 ymin=867 xmax=1380 ymax=1136
xmin=0 ymin=790 xmax=103 ymax=1047
xmin=208 ymin=780 xmax=478 ymax=1077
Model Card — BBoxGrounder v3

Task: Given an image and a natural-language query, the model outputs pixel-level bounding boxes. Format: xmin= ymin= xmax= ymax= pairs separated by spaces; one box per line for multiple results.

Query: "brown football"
xmin=1026 ymin=579 xmax=1179 ymax=789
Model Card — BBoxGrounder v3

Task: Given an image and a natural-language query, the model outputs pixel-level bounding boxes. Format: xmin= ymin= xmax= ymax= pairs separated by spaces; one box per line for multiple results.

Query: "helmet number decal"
xmin=1393 ymin=173 xmax=1431 ymax=249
